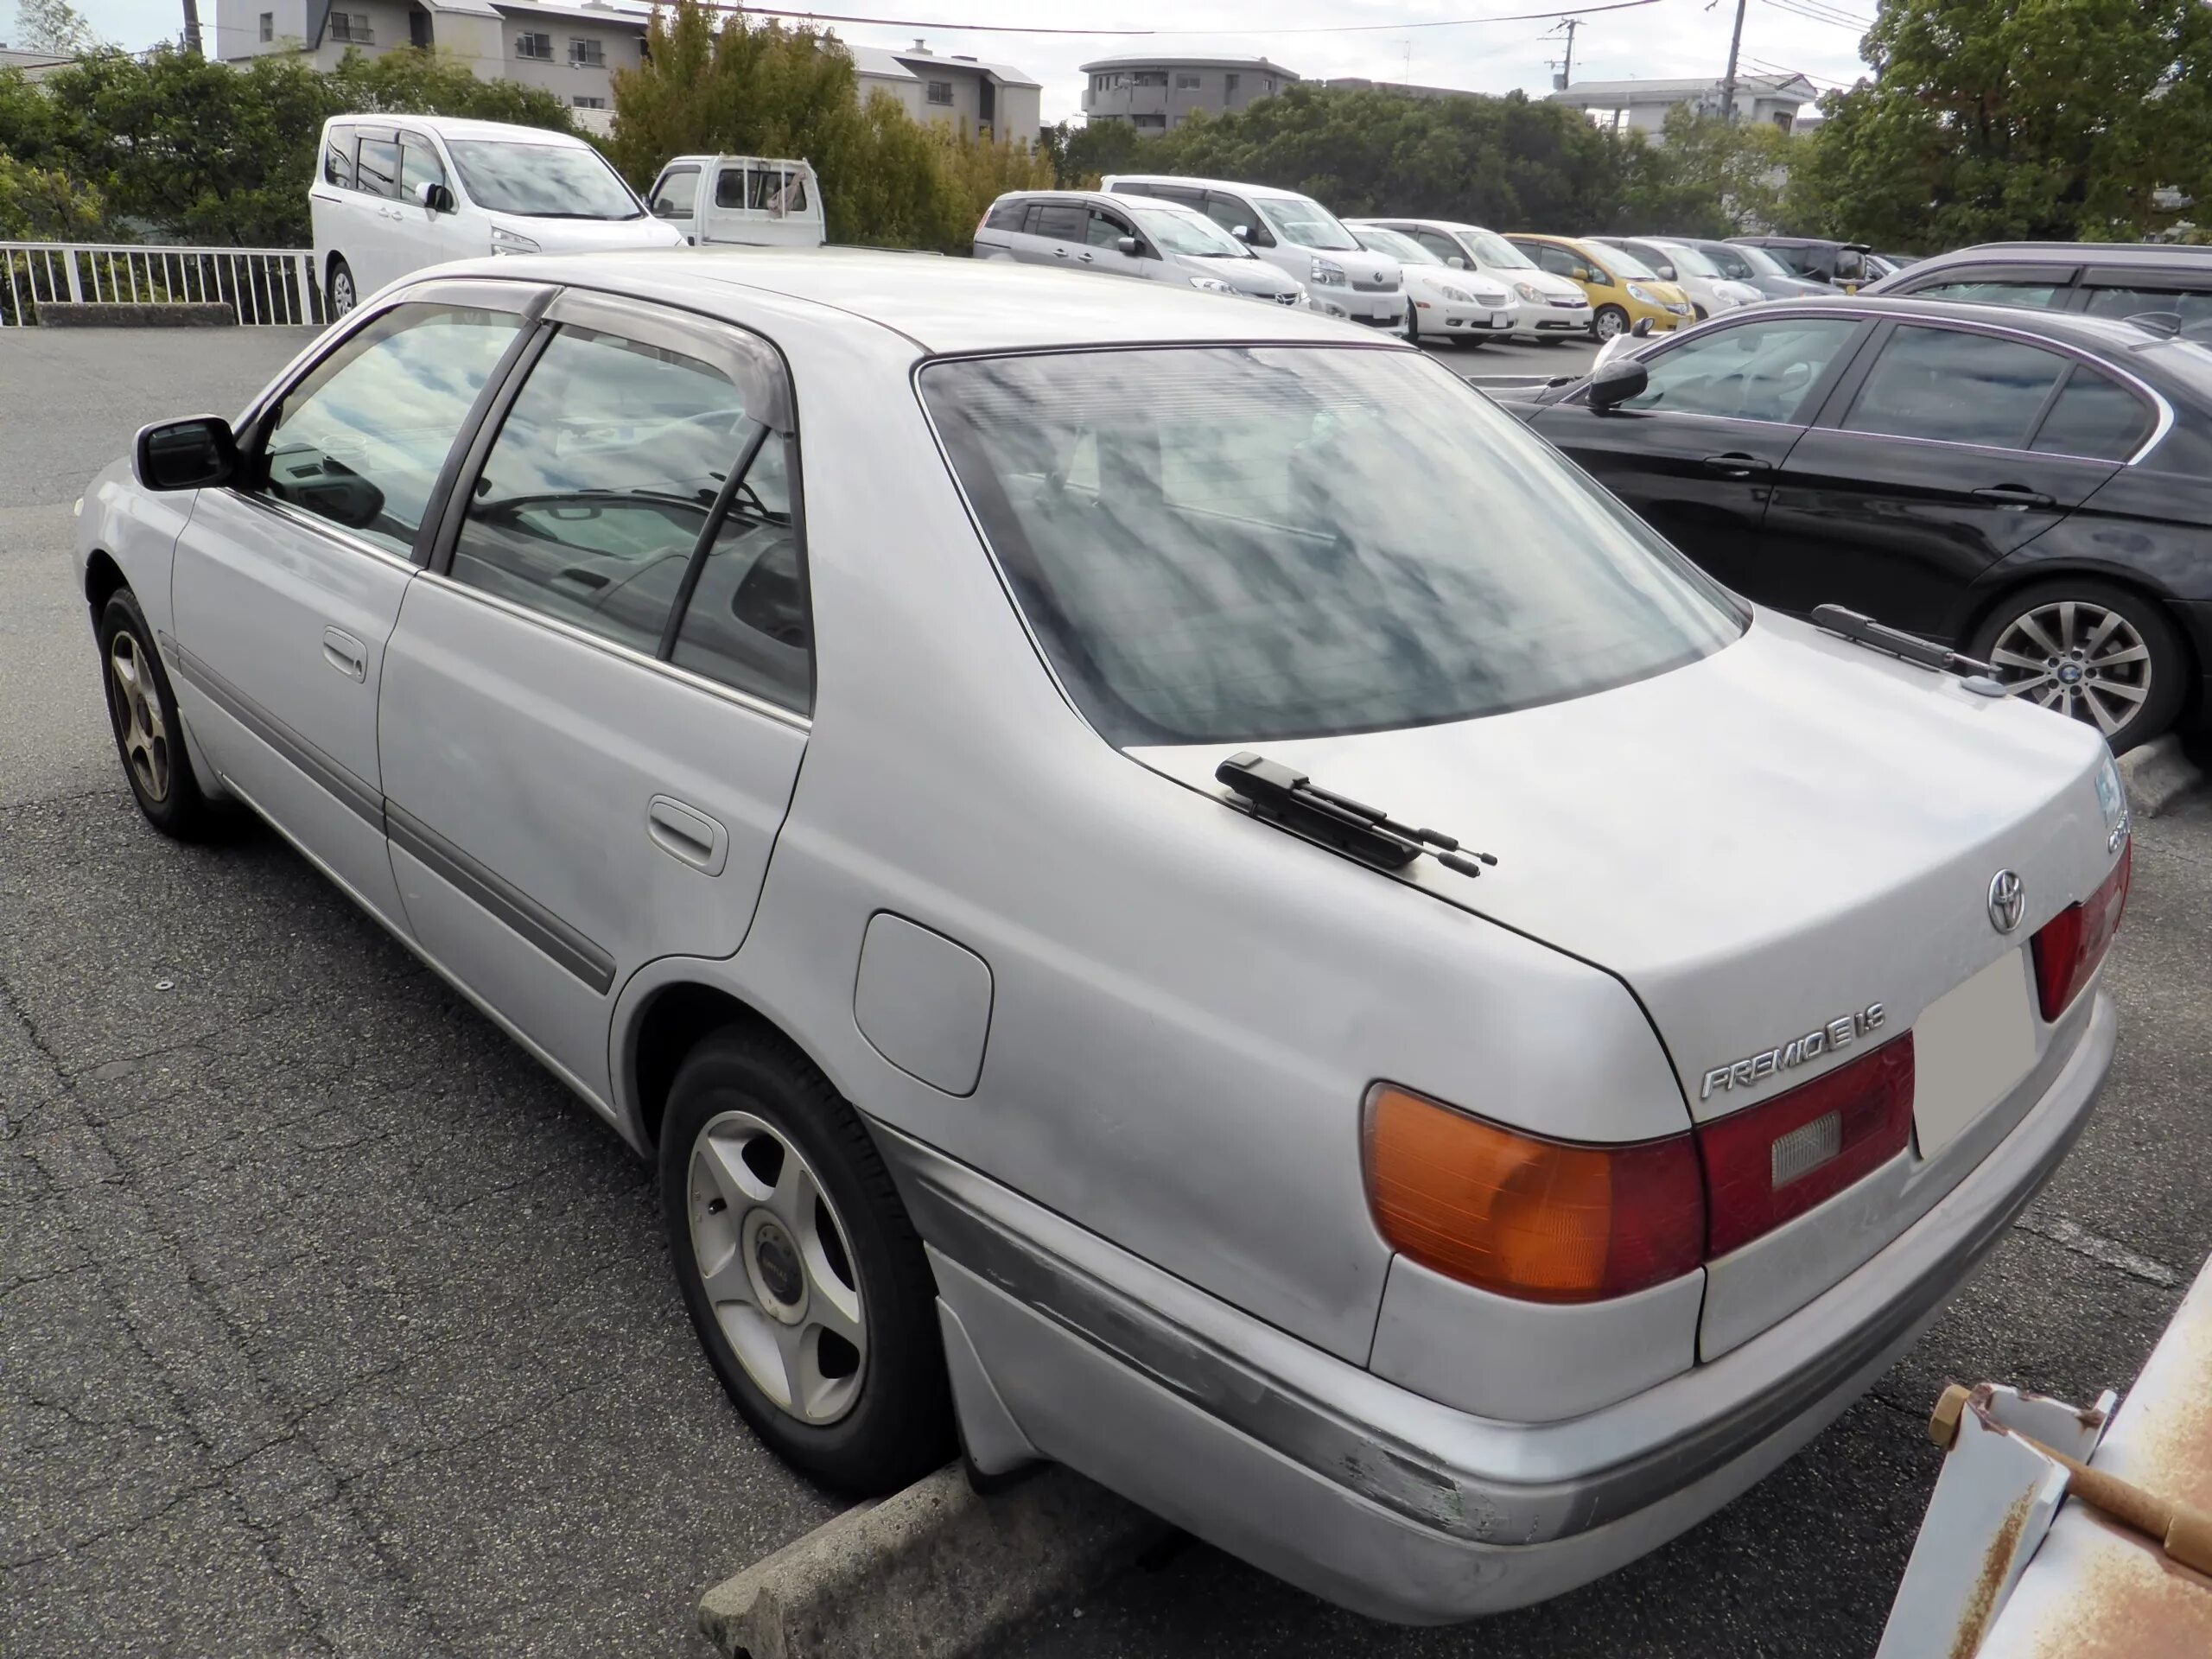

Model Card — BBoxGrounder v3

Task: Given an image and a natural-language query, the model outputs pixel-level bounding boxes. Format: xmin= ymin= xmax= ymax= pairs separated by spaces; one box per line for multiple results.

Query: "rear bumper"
xmin=892 ymin=991 xmax=2114 ymax=1624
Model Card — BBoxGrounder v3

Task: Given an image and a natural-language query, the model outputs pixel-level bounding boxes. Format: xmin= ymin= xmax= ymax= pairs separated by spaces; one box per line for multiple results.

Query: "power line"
xmin=1759 ymin=0 xmax=1872 ymax=30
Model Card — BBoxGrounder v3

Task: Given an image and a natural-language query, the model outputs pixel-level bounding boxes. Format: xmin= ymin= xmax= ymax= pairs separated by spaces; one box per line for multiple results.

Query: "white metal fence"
xmin=0 ymin=243 xmax=324 ymax=327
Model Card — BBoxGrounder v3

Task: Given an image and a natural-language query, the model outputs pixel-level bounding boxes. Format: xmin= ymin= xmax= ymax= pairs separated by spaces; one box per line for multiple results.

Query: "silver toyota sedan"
xmin=78 ymin=251 xmax=2128 ymax=1623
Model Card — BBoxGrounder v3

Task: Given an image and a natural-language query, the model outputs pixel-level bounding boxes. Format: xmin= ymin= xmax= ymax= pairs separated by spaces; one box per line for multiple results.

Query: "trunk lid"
xmin=1133 ymin=612 xmax=2124 ymax=1345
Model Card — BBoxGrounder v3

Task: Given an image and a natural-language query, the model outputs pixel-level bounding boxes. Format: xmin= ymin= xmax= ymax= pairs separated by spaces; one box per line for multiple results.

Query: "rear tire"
xmin=97 ymin=590 xmax=218 ymax=841
xmin=327 ymin=256 xmax=357 ymax=319
xmin=659 ymin=1028 xmax=954 ymax=1495
xmin=1967 ymin=578 xmax=2189 ymax=754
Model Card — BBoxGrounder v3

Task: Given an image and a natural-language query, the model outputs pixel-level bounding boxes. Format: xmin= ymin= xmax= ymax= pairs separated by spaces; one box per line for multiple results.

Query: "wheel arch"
xmin=619 ymin=975 xmax=845 ymax=1156
xmin=85 ymin=547 xmax=129 ymax=614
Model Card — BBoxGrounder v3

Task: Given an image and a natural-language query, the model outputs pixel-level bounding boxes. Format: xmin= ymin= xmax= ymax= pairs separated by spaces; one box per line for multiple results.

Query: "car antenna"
xmin=1214 ymin=752 xmax=1497 ymax=878
xmin=1810 ymin=605 xmax=2007 ymax=697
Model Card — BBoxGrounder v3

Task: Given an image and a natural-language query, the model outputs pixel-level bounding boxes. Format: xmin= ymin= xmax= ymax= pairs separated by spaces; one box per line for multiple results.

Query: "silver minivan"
xmin=79 ymin=251 xmax=2122 ymax=1626
xmin=972 ymin=189 xmax=1305 ymax=307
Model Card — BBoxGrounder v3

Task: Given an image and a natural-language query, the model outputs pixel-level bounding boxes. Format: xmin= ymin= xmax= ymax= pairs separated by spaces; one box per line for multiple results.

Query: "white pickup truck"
xmin=645 ymin=155 xmax=825 ymax=248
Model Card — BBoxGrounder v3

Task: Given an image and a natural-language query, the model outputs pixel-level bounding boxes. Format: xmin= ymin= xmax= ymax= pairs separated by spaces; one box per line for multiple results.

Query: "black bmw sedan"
xmin=1502 ymin=297 xmax=2212 ymax=751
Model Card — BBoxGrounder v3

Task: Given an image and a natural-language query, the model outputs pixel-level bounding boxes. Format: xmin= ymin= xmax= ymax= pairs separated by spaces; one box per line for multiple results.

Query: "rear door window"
xmin=1027 ymin=203 xmax=1088 ymax=244
xmin=1840 ymin=325 xmax=2071 ymax=449
xmin=356 ymin=136 xmax=401 ymax=200
xmin=2029 ymin=367 xmax=2152 ymax=461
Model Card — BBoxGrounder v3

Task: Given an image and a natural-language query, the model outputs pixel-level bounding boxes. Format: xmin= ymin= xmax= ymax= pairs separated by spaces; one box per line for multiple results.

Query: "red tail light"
xmin=2031 ymin=842 xmax=2131 ymax=1021
xmin=1695 ymin=1034 xmax=1916 ymax=1258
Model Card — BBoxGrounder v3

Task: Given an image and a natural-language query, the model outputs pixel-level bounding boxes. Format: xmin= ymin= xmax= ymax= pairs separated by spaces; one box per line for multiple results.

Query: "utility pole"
xmin=181 ymin=0 xmax=203 ymax=55
xmin=1718 ymin=0 xmax=1746 ymax=120
xmin=1548 ymin=16 xmax=1580 ymax=89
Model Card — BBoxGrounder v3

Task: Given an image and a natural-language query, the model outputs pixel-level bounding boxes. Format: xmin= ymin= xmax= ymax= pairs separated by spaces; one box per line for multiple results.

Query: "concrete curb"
xmin=37 ymin=302 xmax=237 ymax=327
xmin=696 ymin=1464 xmax=1167 ymax=1659
xmin=2118 ymin=734 xmax=2209 ymax=819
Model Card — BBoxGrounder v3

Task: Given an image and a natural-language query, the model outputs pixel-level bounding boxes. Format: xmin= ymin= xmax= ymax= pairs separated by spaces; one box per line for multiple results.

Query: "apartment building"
xmin=842 ymin=39 xmax=1041 ymax=147
xmin=1548 ymin=73 xmax=1817 ymax=136
xmin=1079 ymin=55 xmax=1300 ymax=132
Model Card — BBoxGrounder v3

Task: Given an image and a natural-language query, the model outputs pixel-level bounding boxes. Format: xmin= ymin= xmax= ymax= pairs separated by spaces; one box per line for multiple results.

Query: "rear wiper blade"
xmin=1811 ymin=605 xmax=2005 ymax=693
xmin=1215 ymin=752 xmax=1497 ymax=878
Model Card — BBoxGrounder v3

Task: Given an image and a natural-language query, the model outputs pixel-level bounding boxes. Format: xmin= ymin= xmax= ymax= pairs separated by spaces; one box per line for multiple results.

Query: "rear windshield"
xmin=448 ymin=140 xmax=643 ymax=219
xmin=922 ymin=347 xmax=1744 ymax=745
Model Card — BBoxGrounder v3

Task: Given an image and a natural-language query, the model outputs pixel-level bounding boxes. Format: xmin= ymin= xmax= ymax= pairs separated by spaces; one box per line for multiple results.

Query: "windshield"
xmin=923 ymin=347 xmax=1742 ymax=746
xmin=1131 ymin=207 xmax=1249 ymax=259
xmin=1459 ymin=227 xmax=1532 ymax=270
xmin=1654 ymin=242 xmax=1720 ymax=278
xmin=1592 ymin=243 xmax=1659 ymax=280
xmin=1353 ymin=226 xmax=1440 ymax=265
xmin=1254 ymin=195 xmax=1359 ymax=251
xmin=447 ymin=140 xmax=643 ymax=219
xmin=1730 ymin=242 xmax=1792 ymax=279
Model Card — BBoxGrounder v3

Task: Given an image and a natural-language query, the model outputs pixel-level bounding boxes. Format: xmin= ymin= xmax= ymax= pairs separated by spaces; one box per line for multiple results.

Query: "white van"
xmin=310 ymin=114 xmax=684 ymax=316
xmin=646 ymin=156 xmax=827 ymax=248
xmin=1103 ymin=174 xmax=1406 ymax=334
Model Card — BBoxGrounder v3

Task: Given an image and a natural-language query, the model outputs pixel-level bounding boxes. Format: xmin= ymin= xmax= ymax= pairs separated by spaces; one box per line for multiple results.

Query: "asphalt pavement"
xmin=3 ymin=324 xmax=2208 ymax=1659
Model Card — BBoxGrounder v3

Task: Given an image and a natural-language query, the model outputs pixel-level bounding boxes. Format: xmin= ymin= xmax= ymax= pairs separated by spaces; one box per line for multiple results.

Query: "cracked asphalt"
xmin=4 ymin=327 xmax=2209 ymax=1659
xmin=3 ymin=329 xmax=836 ymax=1656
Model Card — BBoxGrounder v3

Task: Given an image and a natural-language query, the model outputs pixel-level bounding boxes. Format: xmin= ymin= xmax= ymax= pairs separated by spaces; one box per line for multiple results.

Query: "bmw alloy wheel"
xmin=107 ymin=630 xmax=171 ymax=804
xmin=1986 ymin=601 xmax=2152 ymax=740
xmin=686 ymin=1109 xmax=867 ymax=1426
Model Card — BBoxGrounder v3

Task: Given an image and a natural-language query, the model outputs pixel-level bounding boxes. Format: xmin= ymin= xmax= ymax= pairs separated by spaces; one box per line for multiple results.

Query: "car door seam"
xmin=162 ymin=636 xmax=384 ymax=829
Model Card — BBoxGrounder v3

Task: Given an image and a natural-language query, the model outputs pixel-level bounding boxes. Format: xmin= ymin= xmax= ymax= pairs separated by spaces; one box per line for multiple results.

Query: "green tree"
xmin=0 ymin=150 xmax=104 ymax=237
xmin=12 ymin=0 xmax=101 ymax=54
xmin=1629 ymin=108 xmax=1800 ymax=236
xmin=1786 ymin=0 xmax=2212 ymax=247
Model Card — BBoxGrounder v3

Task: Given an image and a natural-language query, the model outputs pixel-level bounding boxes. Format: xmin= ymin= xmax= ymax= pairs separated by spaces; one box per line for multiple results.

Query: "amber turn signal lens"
xmin=1364 ymin=1085 xmax=1705 ymax=1304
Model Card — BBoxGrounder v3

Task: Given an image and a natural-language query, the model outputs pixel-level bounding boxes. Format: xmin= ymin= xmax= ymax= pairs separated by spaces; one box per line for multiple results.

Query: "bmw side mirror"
xmin=133 ymin=415 xmax=237 ymax=492
xmin=416 ymin=180 xmax=454 ymax=214
xmin=1587 ymin=359 xmax=1649 ymax=414
xmin=1116 ymin=234 xmax=1141 ymax=256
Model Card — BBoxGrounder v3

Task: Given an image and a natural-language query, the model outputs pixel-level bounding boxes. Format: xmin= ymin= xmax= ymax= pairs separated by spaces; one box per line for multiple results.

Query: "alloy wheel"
xmin=108 ymin=631 xmax=171 ymax=804
xmin=330 ymin=265 xmax=355 ymax=317
xmin=687 ymin=1109 xmax=868 ymax=1426
xmin=1986 ymin=600 xmax=2152 ymax=739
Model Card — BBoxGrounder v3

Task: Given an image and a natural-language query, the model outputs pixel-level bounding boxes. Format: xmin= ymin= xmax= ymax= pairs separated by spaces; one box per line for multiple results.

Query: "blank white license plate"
xmin=1912 ymin=949 xmax=2039 ymax=1160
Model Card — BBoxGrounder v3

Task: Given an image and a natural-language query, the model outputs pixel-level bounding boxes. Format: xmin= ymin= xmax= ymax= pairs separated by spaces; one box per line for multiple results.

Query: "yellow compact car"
xmin=1505 ymin=234 xmax=1695 ymax=340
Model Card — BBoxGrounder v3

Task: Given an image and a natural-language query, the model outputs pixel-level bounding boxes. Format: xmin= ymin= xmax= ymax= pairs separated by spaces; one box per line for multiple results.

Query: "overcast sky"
xmin=40 ymin=0 xmax=1876 ymax=124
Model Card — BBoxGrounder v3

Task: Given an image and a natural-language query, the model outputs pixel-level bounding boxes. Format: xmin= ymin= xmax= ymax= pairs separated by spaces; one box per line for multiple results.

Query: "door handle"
xmin=1052 ymin=247 xmax=1070 ymax=258
xmin=646 ymin=795 xmax=728 ymax=876
xmin=321 ymin=626 xmax=367 ymax=682
xmin=1700 ymin=453 xmax=1773 ymax=478
xmin=1078 ymin=251 xmax=1093 ymax=262
xmin=1972 ymin=485 xmax=2056 ymax=511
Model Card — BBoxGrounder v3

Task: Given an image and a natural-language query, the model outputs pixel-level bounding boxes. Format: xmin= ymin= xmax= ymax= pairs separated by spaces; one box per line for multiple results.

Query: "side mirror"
xmin=134 ymin=416 xmax=237 ymax=492
xmin=416 ymin=180 xmax=454 ymax=214
xmin=1231 ymin=224 xmax=1251 ymax=241
xmin=1116 ymin=234 xmax=1141 ymax=257
xmin=1656 ymin=263 xmax=1675 ymax=281
xmin=1632 ymin=316 xmax=1655 ymax=337
xmin=1587 ymin=359 xmax=1649 ymax=413
xmin=1571 ymin=265 xmax=1592 ymax=283
xmin=1446 ymin=255 xmax=1467 ymax=270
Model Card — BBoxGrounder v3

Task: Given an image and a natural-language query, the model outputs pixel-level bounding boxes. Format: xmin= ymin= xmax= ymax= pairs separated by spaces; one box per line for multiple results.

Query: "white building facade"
xmin=1079 ymin=55 xmax=1300 ymax=133
xmin=213 ymin=5 xmax=1039 ymax=142
xmin=1547 ymin=73 xmax=1816 ymax=136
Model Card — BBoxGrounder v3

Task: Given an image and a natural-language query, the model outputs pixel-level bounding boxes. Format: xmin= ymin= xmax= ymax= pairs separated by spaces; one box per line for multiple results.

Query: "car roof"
xmin=1351 ymin=217 xmax=1502 ymax=235
xmin=1904 ymin=241 xmax=2212 ymax=270
xmin=1686 ymin=293 xmax=2180 ymax=353
xmin=438 ymin=248 xmax=1375 ymax=353
xmin=326 ymin=112 xmax=594 ymax=146
xmin=991 ymin=189 xmax=1206 ymax=216
xmin=1104 ymin=174 xmax=1313 ymax=202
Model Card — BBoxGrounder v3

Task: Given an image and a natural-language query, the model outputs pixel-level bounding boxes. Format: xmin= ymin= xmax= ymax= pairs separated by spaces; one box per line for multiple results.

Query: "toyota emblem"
xmin=1987 ymin=869 xmax=2024 ymax=934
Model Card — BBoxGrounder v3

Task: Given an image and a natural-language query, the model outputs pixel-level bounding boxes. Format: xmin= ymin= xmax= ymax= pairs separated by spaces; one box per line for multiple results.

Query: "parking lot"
xmin=3 ymin=323 xmax=2208 ymax=1659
